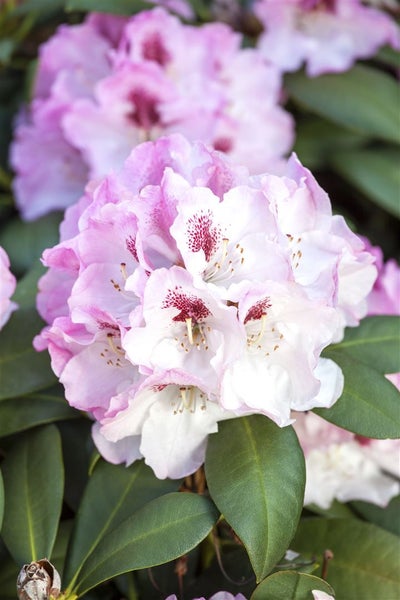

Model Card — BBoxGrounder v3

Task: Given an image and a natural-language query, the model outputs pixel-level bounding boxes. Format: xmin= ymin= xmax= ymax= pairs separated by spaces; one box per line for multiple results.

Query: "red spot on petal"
xmin=213 ymin=137 xmax=233 ymax=153
xmin=186 ymin=209 xmax=221 ymax=262
xmin=142 ymin=33 xmax=170 ymax=66
xmin=126 ymin=236 xmax=138 ymax=262
xmin=127 ymin=88 xmax=160 ymax=130
xmin=244 ymin=297 xmax=271 ymax=324
xmin=162 ymin=286 xmax=211 ymax=322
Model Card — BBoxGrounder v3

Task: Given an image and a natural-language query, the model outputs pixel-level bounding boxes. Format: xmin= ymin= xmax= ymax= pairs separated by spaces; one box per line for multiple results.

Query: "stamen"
xmin=107 ymin=333 xmax=124 ymax=355
xmin=120 ymin=262 xmax=128 ymax=280
xmin=220 ymin=238 xmax=229 ymax=266
xmin=185 ymin=317 xmax=194 ymax=345
xmin=254 ymin=314 xmax=267 ymax=342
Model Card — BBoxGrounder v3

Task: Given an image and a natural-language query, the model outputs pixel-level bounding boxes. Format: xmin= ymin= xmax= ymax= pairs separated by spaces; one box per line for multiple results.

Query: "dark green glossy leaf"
xmin=294 ymin=117 xmax=366 ymax=170
xmin=63 ymin=460 xmax=180 ymax=591
xmin=251 ymin=572 xmax=335 ymax=600
xmin=12 ymin=261 xmax=46 ymax=309
xmin=1 ymin=425 xmax=64 ymax=564
xmin=58 ymin=419 xmax=93 ymax=512
xmin=0 ymin=306 xmax=56 ymax=400
xmin=73 ymin=492 xmax=219 ymax=596
xmin=327 ymin=316 xmax=400 ymax=375
xmin=51 ymin=520 xmax=74 ymax=584
xmin=375 ymin=46 xmax=400 ymax=70
xmin=351 ymin=495 xmax=400 ymax=536
xmin=205 ymin=415 xmax=305 ymax=582
xmin=0 ymin=386 xmax=77 ymax=437
xmin=292 ymin=518 xmax=400 ymax=599
xmin=316 ymin=351 xmax=400 ymax=438
xmin=65 ymin=0 xmax=151 ymax=15
xmin=9 ymin=0 xmax=65 ymax=18
xmin=0 ymin=212 xmax=62 ymax=276
xmin=285 ymin=65 xmax=400 ymax=144
xmin=331 ymin=149 xmax=400 ymax=218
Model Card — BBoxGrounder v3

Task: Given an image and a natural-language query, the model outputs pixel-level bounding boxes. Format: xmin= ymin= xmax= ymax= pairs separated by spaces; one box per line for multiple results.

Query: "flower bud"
xmin=17 ymin=559 xmax=61 ymax=600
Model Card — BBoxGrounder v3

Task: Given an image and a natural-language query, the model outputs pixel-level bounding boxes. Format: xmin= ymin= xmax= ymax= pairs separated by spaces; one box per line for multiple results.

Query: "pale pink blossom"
xmin=255 ymin=0 xmax=400 ymax=76
xmin=0 ymin=246 xmax=17 ymax=329
xmin=255 ymin=155 xmax=377 ymax=338
xmin=35 ymin=135 xmax=376 ymax=478
xmin=364 ymin=240 xmax=400 ymax=317
xmin=294 ymin=412 xmax=400 ymax=509
xmin=97 ymin=371 xmax=235 ymax=479
xmin=312 ymin=591 xmax=335 ymax=600
xmin=11 ymin=8 xmax=293 ymax=221
xmin=220 ymin=282 xmax=343 ymax=426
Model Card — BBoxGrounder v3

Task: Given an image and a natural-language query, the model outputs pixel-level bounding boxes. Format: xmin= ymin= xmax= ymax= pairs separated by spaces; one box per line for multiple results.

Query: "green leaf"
xmin=65 ymin=0 xmax=151 ymax=15
xmin=64 ymin=459 xmax=179 ymax=591
xmin=10 ymin=0 xmax=66 ymax=16
xmin=327 ymin=316 xmax=400 ymax=375
xmin=306 ymin=499 xmax=355 ymax=520
xmin=0 ymin=386 xmax=78 ymax=437
xmin=330 ymin=149 xmax=400 ymax=218
xmin=316 ymin=354 xmax=400 ymax=439
xmin=12 ymin=261 xmax=46 ymax=309
xmin=0 ymin=307 xmax=56 ymax=400
xmin=285 ymin=65 xmax=400 ymax=144
xmin=292 ymin=518 xmax=400 ymax=599
xmin=58 ymin=420 xmax=93 ymax=512
xmin=1 ymin=425 xmax=64 ymax=564
xmin=73 ymin=492 xmax=219 ymax=596
xmin=51 ymin=520 xmax=74 ymax=585
xmin=317 ymin=317 xmax=400 ymax=437
xmin=205 ymin=415 xmax=305 ymax=582
xmin=251 ymin=572 xmax=335 ymax=600
xmin=375 ymin=46 xmax=400 ymax=70
xmin=293 ymin=117 xmax=366 ymax=170
xmin=0 ymin=212 xmax=62 ymax=276
xmin=0 ymin=469 xmax=4 ymax=531
xmin=351 ymin=495 xmax=400 ymax=536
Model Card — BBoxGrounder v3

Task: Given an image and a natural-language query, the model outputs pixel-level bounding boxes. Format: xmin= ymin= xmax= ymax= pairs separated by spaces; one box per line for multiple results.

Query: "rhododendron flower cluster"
xmin=34 ymin=134 xmax=376 ymax=479
xmin=293 ymin=411 xmax=400 ymax=509
xmin=10 ymin=7 xmax=293 ymax=221
xmin=0 ymin=246 xmax=17 ymax=330
xmin=255 ymin=0 xmax=400 ymax=76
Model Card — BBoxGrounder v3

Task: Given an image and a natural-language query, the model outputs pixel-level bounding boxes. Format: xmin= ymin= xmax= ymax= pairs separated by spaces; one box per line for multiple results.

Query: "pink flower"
xmin=255 ymin=0 xmax=400 ymax=76
xmin=35 ymin=135 xmax=376 ymax=478
xmin=363 ymin=238 xmax=400 ymax=389
xmin=10 ymin=99 xmax=90 ymax=220
xmin=11 ymin=8 xmax=293 ymax=221
xmin=294 ymin=412 xmax=400 ymax=509
xmin=364 ymin=240 xmax=400 ymax=317
xmin=0 ymin=246 xmax=17 ymax=329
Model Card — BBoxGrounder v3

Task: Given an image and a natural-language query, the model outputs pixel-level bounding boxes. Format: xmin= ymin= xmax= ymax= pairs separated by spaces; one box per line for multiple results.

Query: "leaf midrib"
xmin=76 ymin=504 xmax=213 ymax=593
xmin=66 ymin=466 xmax=144 ymax=589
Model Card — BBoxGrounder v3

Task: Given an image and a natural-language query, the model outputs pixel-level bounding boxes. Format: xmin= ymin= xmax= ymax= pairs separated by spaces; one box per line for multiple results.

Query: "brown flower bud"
xmin=16 ymin=559 xmax=61 ymax=600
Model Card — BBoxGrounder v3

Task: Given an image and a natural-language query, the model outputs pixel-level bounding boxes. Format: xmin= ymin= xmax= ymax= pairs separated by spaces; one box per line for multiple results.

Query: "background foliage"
xmin=0 ymin=1 xmax=399 ymax=599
